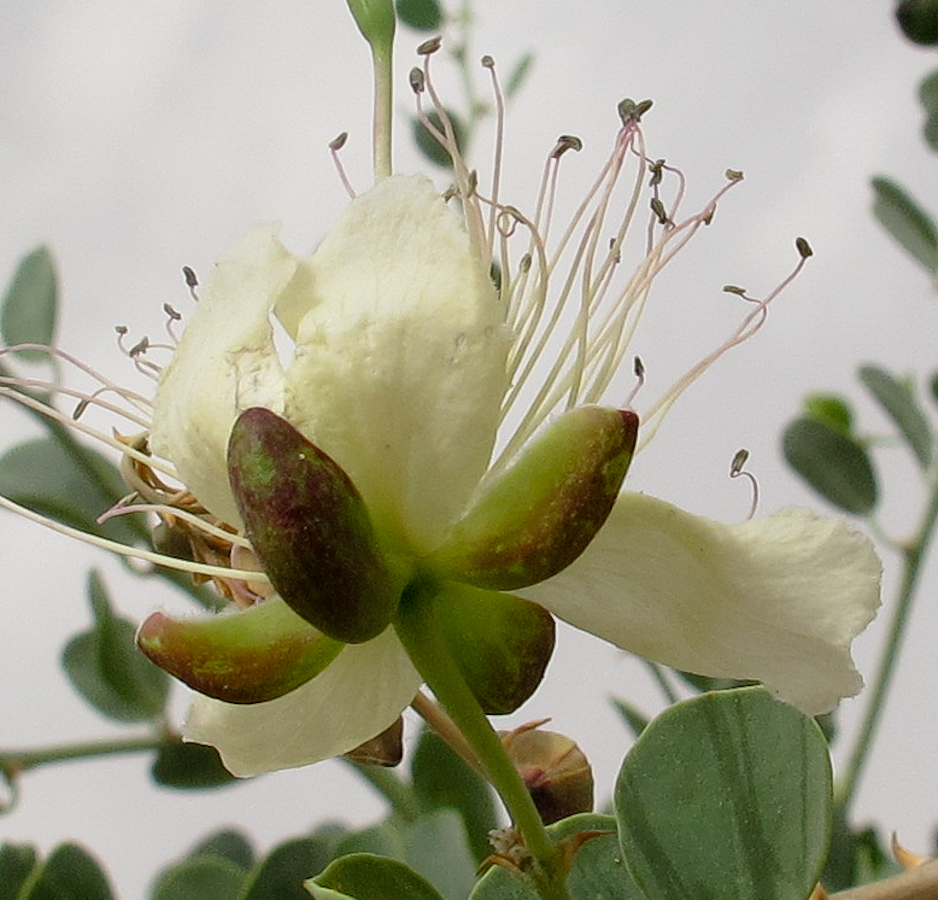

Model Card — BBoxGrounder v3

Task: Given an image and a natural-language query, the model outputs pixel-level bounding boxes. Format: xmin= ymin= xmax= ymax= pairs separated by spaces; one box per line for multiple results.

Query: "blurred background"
xmin=2 ymin=2 xmax=937 ymax=896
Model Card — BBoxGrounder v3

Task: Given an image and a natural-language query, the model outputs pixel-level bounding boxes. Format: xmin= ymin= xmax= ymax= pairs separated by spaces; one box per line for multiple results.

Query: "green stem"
xmin=395 ymin=582 xmax=567 ymax=900
xmin=371 ymin=40 xmax=393 ymax=180
xmin=836 ymin=476 xmax=938 ymax=814
xmin=1 ymin=733 xmax=165 ymax=775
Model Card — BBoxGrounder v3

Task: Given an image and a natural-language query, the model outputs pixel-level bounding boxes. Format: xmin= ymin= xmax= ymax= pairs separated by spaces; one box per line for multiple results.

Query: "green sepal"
xmin=430 ymin=407 xmax=638 ymax=590
xmin=227 ymin=408 xmax=400 ymax=644
xmin=137 ymin=596 xmax=343 ymax=704
xmin=436 ymin=584 xmax=555 ymax=714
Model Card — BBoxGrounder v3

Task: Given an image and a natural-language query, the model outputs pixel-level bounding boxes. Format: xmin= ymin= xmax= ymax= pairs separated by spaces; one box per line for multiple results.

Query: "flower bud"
xmin=137 ymin=597 xmax=343 ymax=704
xmin=500 ymin=721 xmax=594 ymax=824
xmin=227 ymin=408 xmax=399 ymax=644
xmin=431 ymin=407 xmax=638 ymax=590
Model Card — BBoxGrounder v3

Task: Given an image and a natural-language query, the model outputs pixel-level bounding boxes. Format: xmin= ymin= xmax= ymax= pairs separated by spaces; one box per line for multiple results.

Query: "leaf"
xmin=151 ymin=856 xmax=247 ymax=900
xmin=307 ymin=854 xmax=446 ymax=900
xmin=411 ymin=729 xmax=497 ymax=862
xmin=395 ymin=0 xmax=442 ymax=31
xmin=150 ymin=740 xmax=237 ymax=790
xmin=615 ymin=687 xmax=832 ymax=900
xmin=191 ymin=830 xmax=255 ymax=871
xmin=21 ymin=844 xmax=115 ymax=900
xmin=403 ymin=810 xmax=476 ymax=900
xmin=61 ymin=571 xmax=169 ymax=721
xmin=858 ymin=364 xmax=933 ymax=468
xmin=0 ymin=843 xmax=39 ymax=900
xmin=918 ymin=69 xmax=938 ymax=150
xmin=240 ymin=837 xmax=335 ymax=900
xmin=803 ymin=394 xmax=854 ymax=434
xmin=471 ymin=814 xmax=644 ymax=900
xmin=0 ymin=437 xmax=141 ymax=545
xmin=897 ymin=0 xmax=938 ymax=45
xmin=783 ymin=417 xmax=878 ymax=514
xmin=1 ymin=246 xmax=58 ymax=361
xmin=504 ymin=53 xmax=535 ymax=99
xmin=610 ymin=697 xmax=649 ymax=739
xmin=871 ymin=177 xmax=938 ymax=272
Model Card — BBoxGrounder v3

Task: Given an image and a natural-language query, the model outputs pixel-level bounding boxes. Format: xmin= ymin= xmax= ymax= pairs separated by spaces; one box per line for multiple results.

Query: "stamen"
xmin=482 ymin=56 xmax=506 ymax=260
xmin=0 ymin=491 xmax=269 ymax=585
xmin=729 ymin=448 xmax=759 ymax=520
xmin=329 ymin=132 xmax=357 ymax=200
xmin=163 ymin=303 xmax=182 ymax=344
xmin=97 ymin=500 xmax=253 ymax=549
xmin=182 ymin=266 xmax=200 ymax=302
xmin=623 ymin=356 xmax=645 ymax=408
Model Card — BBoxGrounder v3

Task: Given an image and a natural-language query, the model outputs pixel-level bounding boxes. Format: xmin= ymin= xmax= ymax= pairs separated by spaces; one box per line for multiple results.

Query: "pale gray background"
xmin=2 ymin=2 xmax=937 ymax=897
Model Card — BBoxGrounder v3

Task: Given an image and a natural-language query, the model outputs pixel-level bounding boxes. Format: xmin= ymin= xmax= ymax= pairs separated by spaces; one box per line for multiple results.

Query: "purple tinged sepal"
xmin=430 ymin=406 xmax=639 ymax=590
xmin=136 ymin=597 xmax=343 ymax=704
xmin=227 ymin=408 xmax=399 ymax=644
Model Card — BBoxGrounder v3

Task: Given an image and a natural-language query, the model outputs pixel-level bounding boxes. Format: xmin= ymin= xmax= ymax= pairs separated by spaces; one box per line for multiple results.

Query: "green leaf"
xmin=1 ymin=246 xmax=58 ymax=361
xmin=615 ymin=688 xmax=832 ymax=900
xmin=919 ymin=70 xmax=938 ymax=150
xmin=307 ymin=854 xmax=446 ymax=900
xmin=783 ymin=417 xmax=878 ymax=514
xmin=152 ymin=856 xmax=247 ymax=900
xmin=471 ymin=814 xmax=644 ymax=900
xmin=333 ymin=824 xmax=404 ymax=863
xmin=0 ymin=843 xmax=39 ymax=900
xmin=21 ymin=844 xmax=115 ymax=900
xmin=151 ymin=740 xmax=237 ymax=790
xmin=803 ymin=394 xmax=854 ymax=435
xmin=240 ymin=837 xmax=335 ymax=900
xmin=504 ymin=53 xmax=535 ymax=99
xmin=191 ymin=830 xmax=255 ymax=871
xmin=411 ymin=110 xmax=465 ymax=169
xmin=897 ymin=0 xmax=938 ymax=45
xmin=610 ymin=697 xmax=650 ymax=739
xmin=858 ymin=364 xmax=933 ymax=468
xmin=61 ymin=571 xmax=169 ymax=721
xmin=404 ymin=810 xmax=476 ymax=900
xmin=871 ymin=177 xmax=938 ymax=272
xmin=395 ymin=0 xmax=442 ymax=30
xmin=0 ymin=437 xmax=141 ymax=545
xmin=411 ymin=730 xmax=497 ymax=863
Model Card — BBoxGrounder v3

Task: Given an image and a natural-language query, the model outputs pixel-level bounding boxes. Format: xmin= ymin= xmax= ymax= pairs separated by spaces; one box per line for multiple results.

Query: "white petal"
xmin=150 ymin=226 xmax=297 ymax=524
xmin=522 ymin=493 xmax=881 ymax=716
xmin=279 ymin=176 xmax=510 ymax=551
xmin=183 ymin=627 xmax=422 ymax=776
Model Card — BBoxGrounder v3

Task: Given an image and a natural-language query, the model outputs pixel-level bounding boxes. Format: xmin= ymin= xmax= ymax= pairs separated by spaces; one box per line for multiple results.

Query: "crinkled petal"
xmin=279 ymin=176 xmax=511 ymax=551
xmin=151 ymin=226 xmax=297 ymax=524
xmin=183 ymin=626 xmax=421 ymax=776
xmin=521 ymin=493 xmax=881 ymax=716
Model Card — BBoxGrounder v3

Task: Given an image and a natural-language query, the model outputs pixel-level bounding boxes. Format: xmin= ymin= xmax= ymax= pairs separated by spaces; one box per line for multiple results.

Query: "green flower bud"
xmin=436 ymin=583 xmax=555 ymax=714
xmin=346 ymin=0 xmax=396 ymax=55
xmin=430 ymin=407 xmax=638 ymax=590
xmin=137 ymin=597 xmax=343 ymax=704
xmin=227 ymin=408 xmax=399 ymax=644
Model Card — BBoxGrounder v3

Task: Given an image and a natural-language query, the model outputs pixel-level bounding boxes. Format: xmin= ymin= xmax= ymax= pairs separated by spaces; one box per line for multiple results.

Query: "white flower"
xmin=144 ymin=167 xmax=878 ymax=776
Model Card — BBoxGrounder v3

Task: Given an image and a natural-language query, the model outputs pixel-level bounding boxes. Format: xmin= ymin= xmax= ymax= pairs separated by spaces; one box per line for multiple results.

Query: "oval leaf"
xmin=307 ymin=854 xmax=445 ymax=900
xmin=615 ymin=688 xmax=832 ymax=900
xmin=151 ymin=740 xmax=237 ymax=790
xmin=897 ymin=0 xmax=938 ymax=45
xmin=395 ymin=0 xmax=442 ymax=30
xmin=0 ymin=843 xmax=39 ymax=900
xmin=151 ymin=856 xmax=246 ymax=900
xmin=783 ymin=417 xmax=877 ymax=514
xmin=858 ymin=364 xmax=933 ymax=468
xmin=21 ymin=844 xmax=114 ymax=900
xmin=1 ymin=246 xmax=58 ymax=361
xmin=871 ymin=177 xmax=938 ymax=272
xmin=241 ymin=838 xmax=335 ymax=900
xmin=61 ymin=572 xmax=169 ymax=722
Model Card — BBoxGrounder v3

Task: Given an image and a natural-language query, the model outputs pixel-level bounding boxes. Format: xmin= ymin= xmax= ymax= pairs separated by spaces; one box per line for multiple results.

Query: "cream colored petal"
xmin=150 ymin=226 xmax=298 ymax=524
xmin=521 ymin=493 xmax=881 ymax=716
xmin=182 ymin=626 xmax=421 ymax=776
xmin=279 ymin=176 xmax=510 ymax=552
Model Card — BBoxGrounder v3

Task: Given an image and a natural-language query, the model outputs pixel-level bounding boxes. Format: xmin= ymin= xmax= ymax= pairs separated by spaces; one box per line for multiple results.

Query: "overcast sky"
xmin=3 ymin=2 xmax=938 ymax=897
